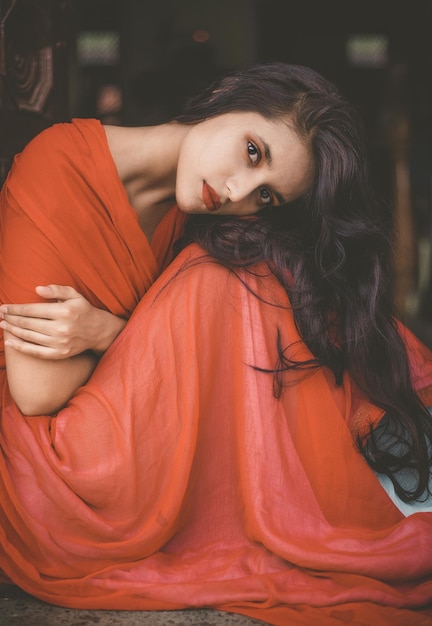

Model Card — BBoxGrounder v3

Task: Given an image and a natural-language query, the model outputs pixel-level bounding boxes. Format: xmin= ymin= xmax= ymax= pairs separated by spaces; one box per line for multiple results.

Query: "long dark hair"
xmin=175 ymin=62 xmax=432 ymax=503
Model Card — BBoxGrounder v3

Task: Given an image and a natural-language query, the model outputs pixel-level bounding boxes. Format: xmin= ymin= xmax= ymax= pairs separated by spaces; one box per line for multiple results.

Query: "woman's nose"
xmin=226 ymin=175 xmax=255 ymax=203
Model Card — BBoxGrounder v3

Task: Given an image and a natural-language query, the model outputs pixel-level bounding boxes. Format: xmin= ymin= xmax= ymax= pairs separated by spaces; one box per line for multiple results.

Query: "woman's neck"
xmin=104 ymin=121 xmax=190 ymax=241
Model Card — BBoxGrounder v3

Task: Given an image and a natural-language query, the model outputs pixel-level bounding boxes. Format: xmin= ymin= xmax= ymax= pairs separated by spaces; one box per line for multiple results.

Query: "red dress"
xmin=1 ymin=119 xmax=432 ymax=626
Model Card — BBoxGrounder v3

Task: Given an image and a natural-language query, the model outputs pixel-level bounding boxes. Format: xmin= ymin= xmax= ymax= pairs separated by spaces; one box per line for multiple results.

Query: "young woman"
xmin=0 ymin=63 xmax=431 ymax=626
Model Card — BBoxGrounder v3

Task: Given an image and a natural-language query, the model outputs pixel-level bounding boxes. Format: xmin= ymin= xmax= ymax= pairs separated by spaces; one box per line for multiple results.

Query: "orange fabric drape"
xmin=1 ymin=120 xmax=432 ymax=626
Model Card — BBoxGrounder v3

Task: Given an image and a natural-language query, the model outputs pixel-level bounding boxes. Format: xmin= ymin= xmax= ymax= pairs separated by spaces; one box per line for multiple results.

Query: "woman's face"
xmin=175 ymin=111 xmax=313 ymax=216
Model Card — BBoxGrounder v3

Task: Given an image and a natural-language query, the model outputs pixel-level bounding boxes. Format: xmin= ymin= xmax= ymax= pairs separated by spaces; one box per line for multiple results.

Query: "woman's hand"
xmin=0 ymin=285 xmax=127 ymax=360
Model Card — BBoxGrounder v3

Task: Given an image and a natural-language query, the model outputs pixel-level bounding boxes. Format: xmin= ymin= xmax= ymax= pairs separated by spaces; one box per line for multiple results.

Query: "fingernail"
xmin=0 ymin=321 xmax=6 ymax=330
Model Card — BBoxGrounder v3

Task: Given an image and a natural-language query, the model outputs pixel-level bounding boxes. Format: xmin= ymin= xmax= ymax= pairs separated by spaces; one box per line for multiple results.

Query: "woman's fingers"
xmin=0 ymin=313 xmax=61 ymax=336
xmin=1 ymin=314 xmax=77 ymax=357
xmin=0 ymin=285 xmax=83 ymax=320
xmin=0 ymin=301 xmax=64 ymax=320
xmin=0 ymin=285 xmax=125 ymax=357
xmin=0 ymin=285 xmax=84 ymax=326
xmin=3 ymin=333 xmax=67 ymax=359
xmin=35 ymin=284 xmax=82 ymax=301
xmin=1 ymin=317 xmax=69 ymax=346
xmin=0 ymin=285 xmax=89 ymax=358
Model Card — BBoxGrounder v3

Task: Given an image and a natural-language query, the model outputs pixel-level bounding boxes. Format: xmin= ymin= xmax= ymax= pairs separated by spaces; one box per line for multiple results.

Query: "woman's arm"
xmin=4 ymin=339 xmax=98 ymax=416
xmin=1 ymin=285 xmax=127 ymax=415
xmin=0 ymin=121 xmax=143 ymax=417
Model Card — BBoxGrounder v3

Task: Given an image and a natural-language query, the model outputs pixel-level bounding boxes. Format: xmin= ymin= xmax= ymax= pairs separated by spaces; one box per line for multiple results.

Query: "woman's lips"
xmin=202 ymin=181 xmax=221 ymax=211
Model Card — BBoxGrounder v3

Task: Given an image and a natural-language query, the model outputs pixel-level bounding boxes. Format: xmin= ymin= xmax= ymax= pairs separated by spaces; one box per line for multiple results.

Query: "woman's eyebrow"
xmin=274 ymin=190 xmax=286 ymax=205
xmin=259 ymin=138 xmax=287 ymax=205
xmin=260 ymin=138 xmax=272 ymax=165
xmin=261 ymin=139 xmax=272 ymax=165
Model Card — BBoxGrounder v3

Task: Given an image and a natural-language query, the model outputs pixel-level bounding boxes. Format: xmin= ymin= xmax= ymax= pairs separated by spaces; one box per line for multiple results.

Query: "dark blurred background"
xmin=0 ymin=0 xmax=431 ymax=345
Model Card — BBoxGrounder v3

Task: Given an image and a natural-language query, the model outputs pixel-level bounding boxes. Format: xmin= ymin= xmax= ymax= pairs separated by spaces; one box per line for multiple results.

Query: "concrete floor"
xmin=0 ymin=585 xmax=268 ymax=626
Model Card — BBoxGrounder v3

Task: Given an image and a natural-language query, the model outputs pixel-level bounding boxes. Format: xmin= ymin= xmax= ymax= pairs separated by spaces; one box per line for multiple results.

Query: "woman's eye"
xmin=259 ymin=187 xmax=273 ymax=205
xmin=247 ymin=141 xmax=260 ymax=164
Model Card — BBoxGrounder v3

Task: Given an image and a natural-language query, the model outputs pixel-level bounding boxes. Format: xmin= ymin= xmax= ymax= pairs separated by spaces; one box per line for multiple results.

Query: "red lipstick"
xmin=202 ymin=181 xmax=221 ymax=211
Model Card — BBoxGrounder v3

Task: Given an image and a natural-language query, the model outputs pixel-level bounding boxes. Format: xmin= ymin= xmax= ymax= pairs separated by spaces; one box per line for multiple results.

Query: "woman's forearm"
xmin=5 ymin=337 xmax=98 ymax=416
